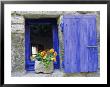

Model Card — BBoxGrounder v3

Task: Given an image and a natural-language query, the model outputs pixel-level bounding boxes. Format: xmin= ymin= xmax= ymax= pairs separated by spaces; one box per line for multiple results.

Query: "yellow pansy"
xmin=49 ymin=48 xmax=54 ymax=53
xmin=51 ymin=58 xmax=56 ymax=62
xmin=42 ymin=51 xmax=46 ymax=54
xmin=53 ymin=52 xmax=57 ymax=57
xmin=40 ymin=52 xmax=45 ymax=57
xmin=53 ymin=58 xmax=56 ymax=62
xmin=51 ymin=58 xmax=54 ymax=61
xmin=43 ymin=54 xmax=47 ymax=59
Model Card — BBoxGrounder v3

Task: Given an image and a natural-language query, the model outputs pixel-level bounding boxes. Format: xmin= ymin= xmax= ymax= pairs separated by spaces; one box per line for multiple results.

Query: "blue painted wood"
xmin=63 ymin=18 xmax=80 ymax=73
xmin=53 ymin=25 xmax=60 ymax=69
xmin=63 ymin=15 xmax=98 ymax=73
xmin=25 ymin=19 xmax=60 ymax=71
xmin=79 ymin=18 xmax=89 ymax=72
xmin=87 ymin=18 xmax=98 ymax=72
xmin=63 ymin=15 xmax=96 ymax=19
xmin=26 ymin=18 xmax=57 ymax=25
xmin=25 ymin=24 xmax=35 ymax=71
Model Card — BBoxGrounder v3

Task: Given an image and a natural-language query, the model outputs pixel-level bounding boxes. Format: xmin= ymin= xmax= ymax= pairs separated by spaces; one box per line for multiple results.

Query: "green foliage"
xmin=32 ymin=49 xmax=57 ymax=69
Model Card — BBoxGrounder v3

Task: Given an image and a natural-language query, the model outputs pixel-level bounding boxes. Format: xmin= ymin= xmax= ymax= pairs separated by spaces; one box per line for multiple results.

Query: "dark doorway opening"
xmin=30 ymin=24 xmax=53 ymax=54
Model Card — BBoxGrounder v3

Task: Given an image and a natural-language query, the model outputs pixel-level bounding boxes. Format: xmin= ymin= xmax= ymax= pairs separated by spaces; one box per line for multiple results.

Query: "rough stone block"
xmin=34 ymin=60 xmax=54 ymax=74
xmin=11 ymin=15 xmax=24 ymax=24
xmin=11 ymin=24 xmax=25 ymax=33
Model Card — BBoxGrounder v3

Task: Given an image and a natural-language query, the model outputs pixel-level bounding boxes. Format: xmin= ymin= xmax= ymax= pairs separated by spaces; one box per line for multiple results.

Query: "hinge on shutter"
xmin=87 ymin=46 xmax=98 ymax=48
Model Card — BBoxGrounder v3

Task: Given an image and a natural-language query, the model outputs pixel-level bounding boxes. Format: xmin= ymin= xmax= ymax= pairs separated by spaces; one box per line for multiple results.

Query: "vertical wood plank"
xmin=64 ymin=18 xmax=80 ymax=73
xmin=53 ymin=25 xmax=60 ymax=69
xmin=80 ymin=18 xmax=89 ymax=72
xmin=25 ymin=25 xmax=30 ymax=70
xmin=63 ymin=19 xmax=71 ymax=73
xmin=25 ymin=24 xmax=34 ymax=71
xmin=87 ymin=18 xmax=98 ymax=72
xmin=71 ymin=18 xmax=80 ymax=73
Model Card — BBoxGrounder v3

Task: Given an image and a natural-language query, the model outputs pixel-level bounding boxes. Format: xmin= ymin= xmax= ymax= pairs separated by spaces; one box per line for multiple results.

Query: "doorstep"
xmin=11 ymin=69 xmax=64 ymax=77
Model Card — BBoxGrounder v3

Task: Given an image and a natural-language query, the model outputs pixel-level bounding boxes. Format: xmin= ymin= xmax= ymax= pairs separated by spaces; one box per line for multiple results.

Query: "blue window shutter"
xmin=63 ymin=15 xmax=98 ymax=73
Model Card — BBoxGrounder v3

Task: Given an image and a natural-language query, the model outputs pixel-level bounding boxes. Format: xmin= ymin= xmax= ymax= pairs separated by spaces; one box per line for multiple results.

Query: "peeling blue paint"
xmin=63 ymin=15 xmax=98 ymax=73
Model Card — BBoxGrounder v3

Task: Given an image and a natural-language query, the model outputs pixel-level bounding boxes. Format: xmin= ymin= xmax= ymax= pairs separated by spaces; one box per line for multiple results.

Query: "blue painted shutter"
xmin=63 ymin=15 xmax=98 ymax=73
xmin=25 ymin=25 xmax=34 ymax=71
xmin=87 ymin=18 xmax=98 ymax=72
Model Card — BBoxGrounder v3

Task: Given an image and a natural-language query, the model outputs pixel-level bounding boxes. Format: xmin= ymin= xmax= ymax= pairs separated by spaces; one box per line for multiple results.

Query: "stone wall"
xmin=11 ymin=33 xmax=25 ymax=72
xmin=11 ymin=13 xmax=25 ymax=73
xmin=11 ymin=11 xmax=100 ymax=77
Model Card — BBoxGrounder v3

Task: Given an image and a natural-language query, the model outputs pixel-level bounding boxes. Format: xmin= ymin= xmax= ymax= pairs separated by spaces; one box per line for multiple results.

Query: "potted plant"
xmin=32 ymin=48 xmax=57 ymax=73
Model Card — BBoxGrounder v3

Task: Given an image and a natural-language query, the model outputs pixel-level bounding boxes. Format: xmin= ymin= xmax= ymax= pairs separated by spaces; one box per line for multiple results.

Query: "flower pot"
xmin=34 ymin=60 xmax=54 ymax=74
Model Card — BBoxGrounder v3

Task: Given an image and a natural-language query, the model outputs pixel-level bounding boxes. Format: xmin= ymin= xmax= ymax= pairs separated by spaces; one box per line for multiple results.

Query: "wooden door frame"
xmin=25 ymin=18 xmax=60 ymax=71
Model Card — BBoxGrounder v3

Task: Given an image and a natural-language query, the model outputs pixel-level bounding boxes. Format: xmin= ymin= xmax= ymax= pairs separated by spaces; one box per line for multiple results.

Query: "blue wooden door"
xmin=63 ymin=15 xmax=98 ymax=73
